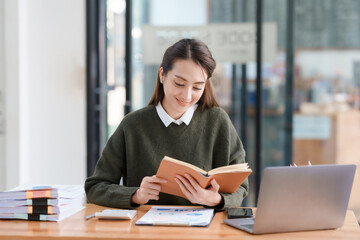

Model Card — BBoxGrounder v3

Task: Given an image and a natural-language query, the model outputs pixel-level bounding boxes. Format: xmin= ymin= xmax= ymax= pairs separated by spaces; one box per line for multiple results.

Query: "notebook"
xmin=224 ymin=164 xmax=356 ymax=234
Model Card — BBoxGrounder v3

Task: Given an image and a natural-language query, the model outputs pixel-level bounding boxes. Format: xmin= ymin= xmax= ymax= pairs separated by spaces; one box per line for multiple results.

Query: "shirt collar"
xmin=156 ymin=102 xmax=198 ymax=127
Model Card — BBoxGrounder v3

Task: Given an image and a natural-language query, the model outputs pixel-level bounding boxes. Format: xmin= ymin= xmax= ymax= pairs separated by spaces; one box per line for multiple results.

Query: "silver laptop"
xmin=224 ymin=164 xmax=356 ymax=234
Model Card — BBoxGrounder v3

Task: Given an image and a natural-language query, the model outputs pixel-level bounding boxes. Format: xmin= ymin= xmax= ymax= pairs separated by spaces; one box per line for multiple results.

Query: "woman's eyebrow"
xmin=174 ymin=74 xmax=205 ymax=84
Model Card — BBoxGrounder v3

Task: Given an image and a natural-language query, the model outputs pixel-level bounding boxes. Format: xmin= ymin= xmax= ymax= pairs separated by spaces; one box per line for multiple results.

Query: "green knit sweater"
xmin=85 ymin=105 xmax=249 ymax=209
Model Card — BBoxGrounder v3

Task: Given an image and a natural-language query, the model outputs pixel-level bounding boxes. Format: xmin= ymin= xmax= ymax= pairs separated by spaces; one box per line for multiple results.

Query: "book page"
xmin=208 ymin=163 xmax=250 ymax=175
xmin=163 ymin=156 xmax=207 ymax=175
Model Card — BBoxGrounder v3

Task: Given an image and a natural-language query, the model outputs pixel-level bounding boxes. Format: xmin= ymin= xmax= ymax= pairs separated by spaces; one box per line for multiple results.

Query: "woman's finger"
xmin=175 ymin=175 xmax=196 ymax=194
xmin=184 ymin=173 xmax=202 ymax=191
xmin=210 ymin=179 xmax=220 ymax=192
xmin=175 ymin=178 xmax=196 ymax=203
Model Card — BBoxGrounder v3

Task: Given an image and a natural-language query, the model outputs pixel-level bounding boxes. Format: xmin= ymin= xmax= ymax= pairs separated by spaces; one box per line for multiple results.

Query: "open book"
xmin=156 ymin=156 xmax=252 ymax=199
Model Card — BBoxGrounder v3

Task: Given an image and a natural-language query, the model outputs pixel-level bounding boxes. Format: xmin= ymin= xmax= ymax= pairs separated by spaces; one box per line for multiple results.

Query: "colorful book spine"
xmin=0 ymin=206 xmax=58 ymax=214
xmin=0 ymin=189 xmax=58 ymax=200
xmin=26 ymin=190 xmax=53 ymax=199
xmin=0 ymin=213 xmax=59 ymax=221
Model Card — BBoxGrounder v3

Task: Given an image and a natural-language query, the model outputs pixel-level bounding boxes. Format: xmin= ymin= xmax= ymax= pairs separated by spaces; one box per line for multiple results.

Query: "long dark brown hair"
xmin=148 ymin=38 xmax=219 ymax=109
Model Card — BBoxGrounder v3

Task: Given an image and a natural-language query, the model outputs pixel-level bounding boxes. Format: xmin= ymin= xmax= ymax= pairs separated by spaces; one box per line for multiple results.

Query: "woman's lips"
xmin=176 ymin=98 xmax=190 ymax=107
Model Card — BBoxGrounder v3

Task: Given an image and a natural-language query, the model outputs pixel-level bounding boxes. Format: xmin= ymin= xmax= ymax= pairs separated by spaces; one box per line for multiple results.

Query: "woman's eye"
xmin=175 ymin=82 xmax=185 ymax=87
xmin=193 ymin=87 xmax=202 ymax=91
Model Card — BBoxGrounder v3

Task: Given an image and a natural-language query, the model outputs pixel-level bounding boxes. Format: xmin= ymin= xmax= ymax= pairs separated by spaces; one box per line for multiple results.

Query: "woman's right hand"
xmin=131 ymin=175 xmax=167 ymax=205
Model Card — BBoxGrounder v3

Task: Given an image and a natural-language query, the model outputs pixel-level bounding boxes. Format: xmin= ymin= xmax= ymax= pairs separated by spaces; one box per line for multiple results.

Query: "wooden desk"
xmin=0 ymin=204 xmax=359 ymax=240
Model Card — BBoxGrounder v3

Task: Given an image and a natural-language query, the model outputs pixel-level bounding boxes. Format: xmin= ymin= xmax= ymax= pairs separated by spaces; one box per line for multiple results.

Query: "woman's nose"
xmin=181 ymin=87 xmax=192 ymax=101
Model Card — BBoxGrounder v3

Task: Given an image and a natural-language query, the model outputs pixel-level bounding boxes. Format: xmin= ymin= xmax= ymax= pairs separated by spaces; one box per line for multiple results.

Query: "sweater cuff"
xmin=106 ymin=186 xmax=140 ymax=209
xmin=129 ymin=188 xmax=141 ymax=208
xmin=219 ymin=188 xmax=246 ymax=210
xmin=122 ymin=187 xmax=141 ymax=209
xmin=202 ymin=194 xmax=225 ymax=211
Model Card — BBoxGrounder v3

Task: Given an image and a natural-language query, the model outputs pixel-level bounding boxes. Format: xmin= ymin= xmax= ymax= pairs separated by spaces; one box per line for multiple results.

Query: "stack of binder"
xmin=0 ymin=185 xmax=85 ymax=221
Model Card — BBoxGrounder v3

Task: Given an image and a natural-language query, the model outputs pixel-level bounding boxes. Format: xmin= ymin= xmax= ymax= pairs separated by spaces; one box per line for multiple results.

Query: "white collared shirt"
xmin=156 ymin=102 xmax=198 ymax=127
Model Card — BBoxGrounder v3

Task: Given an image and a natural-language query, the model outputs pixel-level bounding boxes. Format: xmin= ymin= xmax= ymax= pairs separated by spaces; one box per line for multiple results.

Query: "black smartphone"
xmin=227 ymin=208 xmax=253 ymax=219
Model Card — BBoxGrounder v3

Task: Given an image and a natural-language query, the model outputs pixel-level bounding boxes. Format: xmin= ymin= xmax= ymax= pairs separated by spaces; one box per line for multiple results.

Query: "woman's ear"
xmin=159 ymin=67 xmax=164 ymax=83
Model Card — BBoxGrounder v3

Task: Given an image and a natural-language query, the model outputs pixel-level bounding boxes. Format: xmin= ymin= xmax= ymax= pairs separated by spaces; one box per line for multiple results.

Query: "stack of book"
xmin=0 ymin=185 xmax=85 ymax=221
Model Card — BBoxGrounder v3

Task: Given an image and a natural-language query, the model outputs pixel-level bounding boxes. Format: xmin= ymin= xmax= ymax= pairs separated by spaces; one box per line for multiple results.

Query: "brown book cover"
xmin=156 ymin=156 xmax=252 ymax=199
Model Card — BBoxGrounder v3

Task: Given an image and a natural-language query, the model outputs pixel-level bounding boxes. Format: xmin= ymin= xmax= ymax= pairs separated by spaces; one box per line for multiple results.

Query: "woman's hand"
xmin=131 ymin=175 xmax=167 ymax=205
xmin=175 ymin=174 xmax=223 ymax=207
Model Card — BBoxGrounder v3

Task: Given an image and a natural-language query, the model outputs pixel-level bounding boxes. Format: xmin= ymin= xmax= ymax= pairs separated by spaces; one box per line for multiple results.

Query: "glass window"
xmin=292 ymin=0 xmax=360 ymax=217
xmin=106 ymin=0 xmax=126 ymax=137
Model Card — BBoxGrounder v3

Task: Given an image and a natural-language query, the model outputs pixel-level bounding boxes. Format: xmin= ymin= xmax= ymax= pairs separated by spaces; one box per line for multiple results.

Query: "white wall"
xmin=1 ymin=0 xmax=86 ymax=191
xmin=297 ymin=50 xmax=360 ymax=79
xmin=0 ymin=0 xmax=5 ymax=191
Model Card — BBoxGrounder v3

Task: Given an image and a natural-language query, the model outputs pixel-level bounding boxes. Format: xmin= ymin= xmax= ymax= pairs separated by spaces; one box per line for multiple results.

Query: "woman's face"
xmin=160 ymin=59 xmax=207 ymax=120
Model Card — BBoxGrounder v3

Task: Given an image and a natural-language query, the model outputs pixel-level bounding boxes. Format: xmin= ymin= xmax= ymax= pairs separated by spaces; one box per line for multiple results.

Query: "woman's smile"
xmin=176 ymin=98 xmax=191 ymax=107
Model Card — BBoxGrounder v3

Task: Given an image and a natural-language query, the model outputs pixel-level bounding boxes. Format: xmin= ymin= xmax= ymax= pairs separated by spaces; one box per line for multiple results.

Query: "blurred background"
xmin=0 ymin=0 xmax=359 ymax=222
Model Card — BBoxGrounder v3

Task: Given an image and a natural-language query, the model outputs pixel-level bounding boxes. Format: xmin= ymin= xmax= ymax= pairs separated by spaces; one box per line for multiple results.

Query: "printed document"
xmin=136 ymin=206 xmax=214 ymax=227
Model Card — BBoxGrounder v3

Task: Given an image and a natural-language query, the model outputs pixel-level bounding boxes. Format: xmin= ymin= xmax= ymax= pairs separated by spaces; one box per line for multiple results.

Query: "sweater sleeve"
xmin=84 ymin=123 xmax=140 ymax=209
xmin=216 ymin=111 xmax=249 ymax=210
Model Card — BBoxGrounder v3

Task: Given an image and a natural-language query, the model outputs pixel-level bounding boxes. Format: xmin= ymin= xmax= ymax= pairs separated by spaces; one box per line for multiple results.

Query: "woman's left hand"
xmin=175 ymin=174 xmax=223 ymax=207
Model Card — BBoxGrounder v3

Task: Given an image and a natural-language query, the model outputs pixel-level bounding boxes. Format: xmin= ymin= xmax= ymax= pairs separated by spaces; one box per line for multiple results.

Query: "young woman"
xmin=85 ymin=38 xmax=249 ymax=209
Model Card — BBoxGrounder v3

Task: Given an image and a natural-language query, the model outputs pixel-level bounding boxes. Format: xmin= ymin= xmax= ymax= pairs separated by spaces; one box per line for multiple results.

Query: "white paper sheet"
xmin=135 ymin=206 xmax=214 ymax=227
